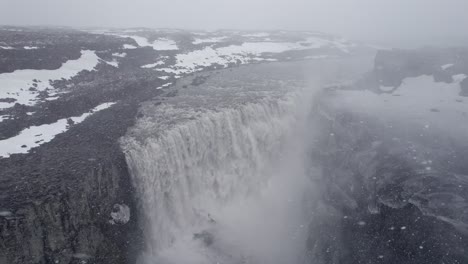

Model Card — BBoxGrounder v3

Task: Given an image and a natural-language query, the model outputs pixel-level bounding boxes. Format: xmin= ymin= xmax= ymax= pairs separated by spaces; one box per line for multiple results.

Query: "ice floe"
xmin=0 ymin=102 xmax=116 ymax=158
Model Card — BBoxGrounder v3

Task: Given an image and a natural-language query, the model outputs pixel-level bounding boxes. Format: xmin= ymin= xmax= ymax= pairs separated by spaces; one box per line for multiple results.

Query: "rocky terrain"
xmin=0 ymin=26 xmax=364 ymax=264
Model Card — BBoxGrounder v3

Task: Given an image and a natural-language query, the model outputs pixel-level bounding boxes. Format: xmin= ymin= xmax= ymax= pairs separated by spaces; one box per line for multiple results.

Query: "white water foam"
xmin=122 ymin=85 xmax=317 ymax=263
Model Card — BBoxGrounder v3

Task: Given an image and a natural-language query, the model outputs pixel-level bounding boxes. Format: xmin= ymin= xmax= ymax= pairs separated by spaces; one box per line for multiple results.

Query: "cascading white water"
xmin=121 ymin=74 xmax=318 ymax=264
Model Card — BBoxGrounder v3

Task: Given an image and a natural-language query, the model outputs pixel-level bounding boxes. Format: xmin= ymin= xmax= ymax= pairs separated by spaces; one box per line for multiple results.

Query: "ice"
xmin=0 ymin=102 xmax=115 ymax=158
xmin=0 ymin=50 xmax=100 ymax=109
xmin=0 ymin=45 xmax=14 ymax=49
xmin=24 ymin=46 xmax=39 ymax=50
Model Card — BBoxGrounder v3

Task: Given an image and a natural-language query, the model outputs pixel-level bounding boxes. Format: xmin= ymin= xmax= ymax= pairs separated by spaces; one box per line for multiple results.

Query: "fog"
xmin=1 ymin=0 xmax=468 ymax=47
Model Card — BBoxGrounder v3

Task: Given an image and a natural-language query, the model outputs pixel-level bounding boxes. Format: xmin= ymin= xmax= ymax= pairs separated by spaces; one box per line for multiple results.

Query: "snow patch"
xmin=441 ymin=64 xmax=454 ymax=70
xmin=103 ymin=59 xmax=119 ymax=67
xmin=113 ymin=52 xmax=127 ymax=58
xmin=0 ymin=45 xmax=14 ymax=50
xmin=0 ymin=102 xmax=116 ymax=158
xmin=123 ymin=44 xmax=138 ymax=49
xmin=141 ymin=61 xmax=165 ymax=69
xmin=243 ymin=32 xmax=270 ymax=37
xmin=379 ymin=85 xmax=395 ymax=92
xmin=193 ymin=37 xmax=228 ymax=44
xmin=152 ymin=38 xmax=178 ymax=50
xmin=156 ymin=83 xmax=172 ymax=89
xmin=170 ymin=41 xmax=315 ymax=74
xmin=0 ymin=50 xmax=100 ymax=109
xmin=118 ymin=35 xmax=178 ymax=50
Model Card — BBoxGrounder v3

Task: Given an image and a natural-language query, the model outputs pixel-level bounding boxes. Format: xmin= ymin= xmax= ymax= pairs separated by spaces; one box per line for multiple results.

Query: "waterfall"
xmin=121 ymin=88 xmax=317 ymax=264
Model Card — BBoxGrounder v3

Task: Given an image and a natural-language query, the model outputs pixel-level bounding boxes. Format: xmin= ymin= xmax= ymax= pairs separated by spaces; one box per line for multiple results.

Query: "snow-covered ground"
xmin=0 ymin=102 xmax=115 ymax=158
xmin=156 ymin=82 xmax=172 ymax=89
xmin=441 ymin=63 xmax=454 ymax=70
xmin=243 ymin=32 xmax=270 ymax=38
xmin=331 ymin=74 xmax=468 ymax=138
xmin=123 ymin=44 xmax=138 ymax=49
xmin=103 ymin=59 xmax=119 ymax=67
xmin=0 ymin=50 xmax=100 ymax=109
xmin=153 ymin=37 xmax=353 ymax=76
xmin=112 ymin=52 xmax=127 ymax=58
xmin=141 ymin=61 xmax=165 ymax=69
xmin=89 ymin=29 xmax=357 ymax=78
xmin=114 ymin=34 xmax=178 ymax=50
xmin=0 ymin=29 xmax=361 ymax=160
xmin=192 ymin=36 xmax=228 ymax=44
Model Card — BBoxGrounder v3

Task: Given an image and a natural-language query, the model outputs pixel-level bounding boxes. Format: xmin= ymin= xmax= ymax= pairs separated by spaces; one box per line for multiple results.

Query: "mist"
xmin=2 ymin=1 xmax=468 ymax=264
xmin=2 ymin=0 xmax=468 ymax=47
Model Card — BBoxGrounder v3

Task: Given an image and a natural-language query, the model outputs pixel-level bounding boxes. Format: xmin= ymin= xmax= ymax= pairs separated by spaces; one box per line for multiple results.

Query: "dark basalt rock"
xmin=306 ymin=98 xmax=468 ymax=264
xmin=0 ymin=100 xmax=151 ymax=264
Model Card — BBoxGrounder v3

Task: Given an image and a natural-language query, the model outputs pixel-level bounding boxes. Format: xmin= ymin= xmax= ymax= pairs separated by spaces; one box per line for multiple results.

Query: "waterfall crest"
xmin=121 ymin=74 xmax=316 ymax=263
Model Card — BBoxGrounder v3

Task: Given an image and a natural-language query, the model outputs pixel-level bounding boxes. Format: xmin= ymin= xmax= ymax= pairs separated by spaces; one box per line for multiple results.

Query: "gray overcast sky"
xmin=1 ymin=0 xmax=468 ymax=47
